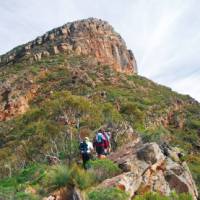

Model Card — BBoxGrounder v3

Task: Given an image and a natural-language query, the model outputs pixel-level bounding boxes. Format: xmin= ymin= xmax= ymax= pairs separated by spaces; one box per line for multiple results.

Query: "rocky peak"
xmin=0 ymin=18 xmax=137 ymax=75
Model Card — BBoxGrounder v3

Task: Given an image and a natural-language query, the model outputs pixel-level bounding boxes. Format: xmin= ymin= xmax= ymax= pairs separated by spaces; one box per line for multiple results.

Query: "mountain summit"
xmin=0 ymin=18 xmax=137 ymax=75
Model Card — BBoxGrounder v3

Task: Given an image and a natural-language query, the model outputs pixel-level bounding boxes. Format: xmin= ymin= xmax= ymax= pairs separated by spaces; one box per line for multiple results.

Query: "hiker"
xmin=79 ymin=137 xmax=93 ymax=169
xmin=102 ymin=130 xmax=111 ymax=155
xmin=93 ymin=129 xmax=106 ymax=158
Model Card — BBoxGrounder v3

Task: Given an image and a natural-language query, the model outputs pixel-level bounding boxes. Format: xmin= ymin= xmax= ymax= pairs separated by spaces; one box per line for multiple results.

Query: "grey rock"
xmin=106 ymin=141 xmax=198 ymax=199
xmin=137 ymin=143 xmax=165 ymax=164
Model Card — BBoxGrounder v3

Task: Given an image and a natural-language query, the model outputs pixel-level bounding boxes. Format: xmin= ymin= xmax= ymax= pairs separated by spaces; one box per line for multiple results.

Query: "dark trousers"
xmin=81 ymin=153 xmax=90 ymax=169
xmin=96 ymin=145 xmax=104 ymax=156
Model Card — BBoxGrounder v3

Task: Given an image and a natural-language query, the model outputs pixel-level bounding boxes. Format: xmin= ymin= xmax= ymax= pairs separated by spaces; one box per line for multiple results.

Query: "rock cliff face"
xmin=0 ymin=81 xmax=38 ymax=121
xmin=0 ymin=65 xmax=41 ymax=121
xmin=0 ymin=18 xmax=137 ymax=75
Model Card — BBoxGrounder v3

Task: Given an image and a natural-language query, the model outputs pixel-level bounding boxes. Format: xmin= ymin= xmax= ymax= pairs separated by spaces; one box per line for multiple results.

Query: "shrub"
xmin=133 ymin=192 xmax=192 ymax=200
xmin=187 ymin=119 xmax=200 ymax=129
xmin=141 ymin=126 xmax=171 ymax=143
xmin=17 ymin=164 xmax=41 ymax=184
xmin=134 ymin=192 xmax=169 ymax=200
xmin=188 ymin=156 xmax=200 ymax=194
xmin=46 ymin=165 xmax=72 ymax=190
xmin=101 ymin=103 xmax=122 ymax=124
xmin=170 ymin=192 xmax=193 ymax=200
xmin=15 ymin=192 xmax=40 ymax=200
xmin=0 ymin=186 xmax=16 ymax=200
xmin=71 ymin=165 xmax=95 ymax=190
xmin=46 ymin=164 xmax=95 ymax=191
xmin=87 ymin=187 xmax=129 ymax=200
xmin=20 ymin=108 xmax=46 ymax=125
xmin=120 ymin=101 xmax=144 ymax=129
xmin=0 ymin=164 xmax=45 ymax=189
xmin=29 ymin=66 xmax=40 ymax=75
xmin=45 ymin=91 xmax=103 ymax=129
xmin=89 ymin=159 xmax=121 ymax=182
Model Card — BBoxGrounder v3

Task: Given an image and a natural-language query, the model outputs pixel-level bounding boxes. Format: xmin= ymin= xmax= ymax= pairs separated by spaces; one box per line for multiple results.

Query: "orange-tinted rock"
xmin=0 ymin=18 xmax=137 ymax=75
xmin=0 ymin=83 xmax=39 ymax=121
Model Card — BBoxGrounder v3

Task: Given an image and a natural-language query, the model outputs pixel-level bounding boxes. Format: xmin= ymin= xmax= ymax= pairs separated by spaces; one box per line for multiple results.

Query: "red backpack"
xmin=103 ymin=132 xmax=109 ymax=148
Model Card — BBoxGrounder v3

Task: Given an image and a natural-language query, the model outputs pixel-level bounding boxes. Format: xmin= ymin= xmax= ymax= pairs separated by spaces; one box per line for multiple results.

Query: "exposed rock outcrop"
xmin=0 ymin=18 xmax=137 ymax=75
xmin=43 ymin=186 xmax=83 ymax=200
xmin=99 ymin=141 xmax=199 ymax=200
xmin=0 ymin=80 xmax=39 ymax=121
xmin=145 ymin=98 xmax=199 ymax=130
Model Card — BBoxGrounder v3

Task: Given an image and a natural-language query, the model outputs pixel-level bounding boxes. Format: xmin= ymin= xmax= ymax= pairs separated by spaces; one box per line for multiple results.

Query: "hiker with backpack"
xmin=79 ymin=137 xmax=93 ymax=169
xmin=102 ymin=130 xmax=111 ymax=155
xmin=93 ymin=129 xmax=106 ymax=158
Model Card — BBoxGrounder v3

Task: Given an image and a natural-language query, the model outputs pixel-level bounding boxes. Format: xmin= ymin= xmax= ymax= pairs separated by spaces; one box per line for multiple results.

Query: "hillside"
xmin=0 ymin=18 xmax=200 ymax=199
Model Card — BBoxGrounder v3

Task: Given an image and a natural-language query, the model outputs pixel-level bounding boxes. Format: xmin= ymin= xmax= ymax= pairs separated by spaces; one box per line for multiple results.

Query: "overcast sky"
xmin=0 ymin=0 xmax=200 ymax=101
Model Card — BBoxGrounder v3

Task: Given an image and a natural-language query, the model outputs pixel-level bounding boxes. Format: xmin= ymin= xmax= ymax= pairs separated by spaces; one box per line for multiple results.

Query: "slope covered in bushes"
xmin=0 ymin=53 xmax=200 ymax=197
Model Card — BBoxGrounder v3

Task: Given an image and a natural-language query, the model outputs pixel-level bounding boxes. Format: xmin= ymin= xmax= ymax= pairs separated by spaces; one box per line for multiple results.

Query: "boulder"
xmin=52 ymin=46 xmax=60 ymax=55
xmin=43 ymin=186 xmax=83 ymax=200
xmin=71 ymin=187 xmax=83 ymax=200
xmin=100 ymin=172 xmax=142 ymax=197
xmin=165 ymin=160 xmax=198 ymax=199
xmin=106 ymin=141 xmax=198 ymax=200
xmin=137 ymin=143 xmax=165 ymax=164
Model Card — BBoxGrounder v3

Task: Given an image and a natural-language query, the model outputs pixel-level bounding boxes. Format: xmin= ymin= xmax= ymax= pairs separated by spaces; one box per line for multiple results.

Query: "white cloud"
xmin=0 ymin=0 xmax=199 ymax=102
xmin=170 ymin=72 xmax=200 ymax=101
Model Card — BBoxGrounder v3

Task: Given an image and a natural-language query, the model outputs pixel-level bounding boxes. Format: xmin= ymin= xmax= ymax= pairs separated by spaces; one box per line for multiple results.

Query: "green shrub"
xmin=141 ymin=126 xmax=171 ymax=143
xmin=187 ymin=119 xmax=200 ymax=129
xmin=101 ymin=103 xmax=122 ymax=124
xmin=120 ymin=102 xmax=143 ymax=119
xmin=133 ymin=192 xmax=192 ymax=200
xmin=0 ymin=177 xmax=17 ymax=188
xmin=44 ymin=91 xmax=103 ymax=129
xmin=188 ymin=155 xmax=200 ymax=193
xmin=21 ymin=108 xmax=46 ymax=125
xmin=17 ymin=164 xmax=40 ymax=184
xmin=0 ymin=164 xmax=45 ymax=189
xmin=87 ymin=187 xmax=129 ymax=200
xmin=15 ymin=192 xmax=40 ymax=200
xmin=46 ymin=165 xmax=72 ymax=190
xmin=46 ymin=164 xmax=95 ymax=191
xmin=0 ymin=186 xmax=15 ymax=200
xmin=89 ymin=159 xmax=121 ymax=182
xmin=134 ymin=192 xmax=169 ymax=200
xmin=170 ymin=192 xmax=193 ymax=200
xmin=71 ymin=165 xmax=95 ymax=190
xmin=29 ymin=66 xmax=40 ymax=75
xmin=120 ymin=101 xmax=144 ymax=129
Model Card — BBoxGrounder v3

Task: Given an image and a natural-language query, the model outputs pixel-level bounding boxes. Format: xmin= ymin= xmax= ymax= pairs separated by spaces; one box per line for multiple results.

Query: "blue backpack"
xmin=80 ymin=141 xmax=88 ymax=153
xmin=96 ymin=132 xmax=104 ymax=143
